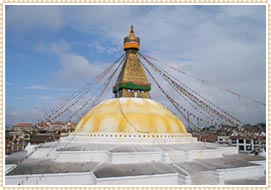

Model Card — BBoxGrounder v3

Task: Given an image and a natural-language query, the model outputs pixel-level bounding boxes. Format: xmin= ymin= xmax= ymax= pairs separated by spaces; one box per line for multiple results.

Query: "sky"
xmin=5 ymin=5 xmax=266 ymax=126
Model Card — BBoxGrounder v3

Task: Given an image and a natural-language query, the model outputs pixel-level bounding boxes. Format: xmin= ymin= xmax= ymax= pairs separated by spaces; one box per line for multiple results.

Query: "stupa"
xmin=74 ymin=25 xmax=192 ymax=144
xmin=5 ymin=26 xmax=266 ymax=185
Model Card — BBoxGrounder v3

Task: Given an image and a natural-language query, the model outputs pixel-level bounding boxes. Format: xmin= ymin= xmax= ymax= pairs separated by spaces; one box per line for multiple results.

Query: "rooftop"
xmin=54 ymin=142 xmax=224 ymax=152
xmin=94 ymin=162 xmax=185 ymax=178
xmin=7 ymin=159 xmax=98 ymax=175
xmin=14 ymin=123 xmax=32 ymax=127
xmin=175 ymin=154 xmax=264 ymax=173
xmin=5 ymin=151 xmax=27 ymax=165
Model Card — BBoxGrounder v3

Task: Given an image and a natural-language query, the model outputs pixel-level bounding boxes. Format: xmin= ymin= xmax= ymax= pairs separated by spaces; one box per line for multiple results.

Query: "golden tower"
xmin=113 ymin=25 xmax=151 ymax=98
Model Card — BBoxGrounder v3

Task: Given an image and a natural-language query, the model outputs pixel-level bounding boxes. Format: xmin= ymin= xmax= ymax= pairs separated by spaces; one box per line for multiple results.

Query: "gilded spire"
xmin=129 ymin=25 xmax=135 ymax=37
xmin=113 ymin=26 xmax=151 ymax=98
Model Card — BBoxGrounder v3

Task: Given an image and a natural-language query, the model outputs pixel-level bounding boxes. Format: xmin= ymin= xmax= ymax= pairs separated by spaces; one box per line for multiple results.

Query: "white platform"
xmin=5 ymin=135 xmax=265 ymax=185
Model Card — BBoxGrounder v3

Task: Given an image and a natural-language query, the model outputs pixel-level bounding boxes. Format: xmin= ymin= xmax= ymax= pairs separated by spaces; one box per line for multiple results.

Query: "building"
xmin=30 ymin=121 xmax=76 ymax=144
xmin=5 ymin=26 xmax=266 ymax=185
xmin=12 ymin=123 xmax=34 ymax=133
xmin=217 ymin=124 xmax=266 ymax=154
xmin=5 ymin=123 xmax=33 ymax=154
xmin=229 ymin=135 xmax=266 ymax=154
xmin=5 ymin=132 xmax=30 ymax=153
xmin=5 ymin=121 xmax=77 ymax=154
xmin=217 ymin=136 xmax=231 ymax=145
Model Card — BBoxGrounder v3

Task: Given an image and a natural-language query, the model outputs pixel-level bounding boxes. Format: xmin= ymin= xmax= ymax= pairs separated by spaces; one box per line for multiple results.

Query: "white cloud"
xmin=35 ymin=39 xmax=107 ymax=86
xmin=6 ymin=5 xmax=63 ymax=35
xmin=52 ymin=53 xmax=102 ymax=85
xmin=24 ymin=85 xmax=52 ymax=90
xmin=36 ymin=40 xmax=71 ymax=54
xmin=7 ymin=111 xmax=17 ymax=116
xmin=23 ymin=84 xmax=75 ymax=91
xmin=88 ymin=42 xmax=119 ymax=55
xmin=38 ymin=96 xmax=53 ymax=100
xmin=14 ymin=97 xmax=29 ymax=100
xmin=50 ymin=40 xmax=71 ymax=54
xmin=6 ymin=106 xmax=44 ymax=126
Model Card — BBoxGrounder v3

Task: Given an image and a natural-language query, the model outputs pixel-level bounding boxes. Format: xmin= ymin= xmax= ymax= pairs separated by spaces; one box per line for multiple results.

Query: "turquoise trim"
xmin=113 ymin=82 xmax=151 ymax=93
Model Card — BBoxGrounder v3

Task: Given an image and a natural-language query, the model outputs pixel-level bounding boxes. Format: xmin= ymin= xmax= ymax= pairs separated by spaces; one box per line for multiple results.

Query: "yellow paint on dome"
xmin=99 ymin=116 xmax=119 ymax=132
xmin=119 ymin=98 xmax=128 ymax=104
xmin=132 ymin=98 xmax=145 ymax=104
xmin=170 ymin=120 xmax=180 ymax=133
xmin=155 ymin=118 xmax=167 ymax=133
xmin=75 ymin=97 xmax=187 ymax=134
xmin=82 ymin=117 xmax=94 ymax=132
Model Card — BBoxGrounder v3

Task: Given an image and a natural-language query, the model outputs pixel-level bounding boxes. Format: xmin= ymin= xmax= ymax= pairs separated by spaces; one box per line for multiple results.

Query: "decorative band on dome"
xmin=70 ymin=132 xmax=196 ymax=145
xmin=113 ymin=82 xmax=151 ymax=93
xmin=124 ymin=41 xmax=140 ymax=50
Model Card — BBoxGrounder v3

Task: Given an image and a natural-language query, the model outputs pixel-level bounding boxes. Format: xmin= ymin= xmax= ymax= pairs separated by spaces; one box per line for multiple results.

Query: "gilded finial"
xmin=124 ymin=25 xmax=140 ymax=50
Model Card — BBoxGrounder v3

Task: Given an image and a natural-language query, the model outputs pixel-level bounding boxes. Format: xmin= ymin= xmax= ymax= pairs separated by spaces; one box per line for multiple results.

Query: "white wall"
xmin=6 ymin=172 xmax=95 ymax=185
xmin=5 ymin=164 xmax=17 ymax=174
xmin=219 ymin=165 xmax=265 ymax=181
xmin=220 ymin=146 xmax=239 ymax=155
xmin=94 ymin=173 xmax=179 ymax=185
xmin=55 ymin=151 xmax=109 ymax=162
xmin=250 ymin=160 xmax=266 ymax=174
xmin=168 ymin=150 xmax=190 ymax=162
xmin=250 ymin=160 xmax=266 ymax=168
xmin=178 ymin=174 xmax=192 ymax=185
xmin=62 ymin=133 xmax=197 ymax=145
xmin=190 ymin=149 xmax=223 ymax=160
xmin=167 ymin=147 xmax=237 ymax=163
xmin=29 ymin=148 xmax=55 ymax=159
xmin=110 ymin=152 xmax=161 ymax=164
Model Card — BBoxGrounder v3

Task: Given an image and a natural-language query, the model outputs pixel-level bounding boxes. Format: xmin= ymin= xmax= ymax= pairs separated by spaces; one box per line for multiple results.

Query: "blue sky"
xmin=5 ymin=5 xmax=266 ymax=126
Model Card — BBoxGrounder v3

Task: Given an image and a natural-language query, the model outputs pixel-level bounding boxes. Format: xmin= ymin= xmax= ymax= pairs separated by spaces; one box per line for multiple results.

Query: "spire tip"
xmin=129 ymin=25 xmax=135 ymax=36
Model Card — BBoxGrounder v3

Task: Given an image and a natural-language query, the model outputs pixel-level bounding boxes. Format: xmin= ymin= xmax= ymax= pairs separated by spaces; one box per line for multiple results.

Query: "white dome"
xmin=75 ymin=98 xmax=187 ymax=134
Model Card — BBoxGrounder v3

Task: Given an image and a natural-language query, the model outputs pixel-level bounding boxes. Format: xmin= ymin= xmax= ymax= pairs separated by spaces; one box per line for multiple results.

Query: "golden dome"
xmin=75 ymin=98 xmax=187 ymax=134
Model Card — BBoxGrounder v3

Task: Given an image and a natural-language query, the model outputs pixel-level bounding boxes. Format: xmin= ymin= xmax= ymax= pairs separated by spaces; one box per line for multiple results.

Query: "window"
xmin=239 ymin=145 xmax=244 ymax=151
xmin=246 ymin=146 xmax=252 ymax=151
xmin=238 ymin=139 xmax=244 ymax=144
xmin=231 ymin=139 xmax=237 ymax=144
